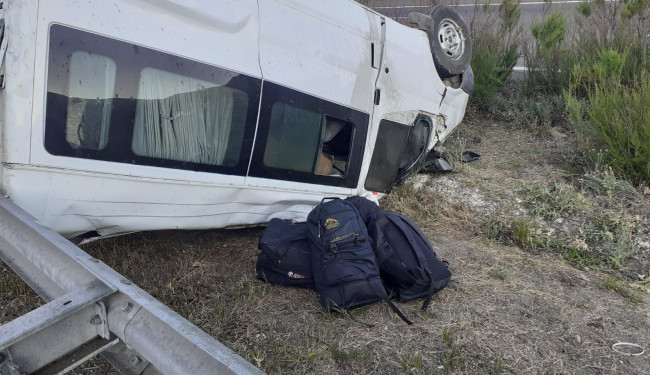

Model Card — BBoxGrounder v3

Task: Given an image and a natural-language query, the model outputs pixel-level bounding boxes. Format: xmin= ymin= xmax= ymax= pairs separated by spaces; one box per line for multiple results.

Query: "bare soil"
xmin=2 ymin=107 xmax=649 ymax=374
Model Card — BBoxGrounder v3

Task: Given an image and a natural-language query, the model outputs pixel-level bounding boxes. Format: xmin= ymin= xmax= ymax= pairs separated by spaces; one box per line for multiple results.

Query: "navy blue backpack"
xmin=346 ymin=196 xmax=451 ymax=309
xmin=256 ymin=218 xmax=315 ymax=289
xmin=307 ymin=198 xmax=412 ymax=324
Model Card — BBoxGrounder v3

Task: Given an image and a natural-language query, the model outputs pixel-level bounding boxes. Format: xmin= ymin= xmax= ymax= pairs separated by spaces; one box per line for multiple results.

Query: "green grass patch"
xmin=398 ymin=351 xmax=424 ymax=374
xmin=582 ymin=169 xmax=639 ymax=199
xmin=601 ymin=276 xmax=644 ymax=304
xmin=510 ymin=219 xmax=539 ymax=247
xmin=527 ymin=183 xmax=588 ymax=219
xmin=329 ymin=344 xmax=373 ymax=363
xmin=563 ymin=249 xmax=607 ymax=268
xmin=488 ymin=269 xmax=508 ymax=280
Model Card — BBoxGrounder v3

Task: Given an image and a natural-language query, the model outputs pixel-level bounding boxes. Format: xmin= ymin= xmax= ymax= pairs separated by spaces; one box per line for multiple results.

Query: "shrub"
xmin=469 ymin=0 xmax=521 ymax=106
xmin=570 ymin=71 xmax=650 ymax=185
xmin=471 ymin=38 xmax=518 ymax=104
xmin=524 ymin=12 xmax=576 ymax=94
xmin=531 ymin=12 xmax=565 ymax=50
xmin=563 ymin=1 xmax=650 ymax=185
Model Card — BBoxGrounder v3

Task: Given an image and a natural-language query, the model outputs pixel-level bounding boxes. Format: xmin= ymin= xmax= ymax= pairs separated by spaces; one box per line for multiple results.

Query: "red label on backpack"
xmin=288 ymin=271 xmax=311 ymax=279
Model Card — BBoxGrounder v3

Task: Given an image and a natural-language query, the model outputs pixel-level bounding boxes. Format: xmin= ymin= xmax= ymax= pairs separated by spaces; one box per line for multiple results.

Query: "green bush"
xmin=571 ymin=71 xmax=650 ymax=185
xmin=559 ymin=1 xmax=650 ymax=185
xmin=530 ymin=12 xmax=565 ymax=50
xmin=525 ymin=12 xmax=576 ymax=94
xmin=469 ymin=0 xmax=521 ymax=106
xmin=471 ymin=38 xmax=518 ymax=104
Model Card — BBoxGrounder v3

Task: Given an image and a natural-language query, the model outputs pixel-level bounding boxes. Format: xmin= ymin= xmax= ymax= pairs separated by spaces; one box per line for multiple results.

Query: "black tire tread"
xmin=426 ymin=5 xmax=472 ymax=78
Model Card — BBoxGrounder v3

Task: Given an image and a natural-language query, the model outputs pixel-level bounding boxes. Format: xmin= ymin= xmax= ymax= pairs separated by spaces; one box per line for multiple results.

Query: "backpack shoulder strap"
xmin=389 ymin=213 xmax=436 ymax=250
xmin=341 ymin=199 xmax=368 ymax=234
xmin=370 ymin=213 xmax=395 ymax=262
xmin=384 ymin=297 xmax=413 ymax=325
xmin=370 ymin=281 xmax=412 ymax=325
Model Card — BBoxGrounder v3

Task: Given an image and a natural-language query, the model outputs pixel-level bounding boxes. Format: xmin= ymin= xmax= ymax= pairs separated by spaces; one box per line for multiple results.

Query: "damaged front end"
xmin=366 ymin=65 xmax=474 ymax=194
xmin=365 ymin=5 xmax=474 ymax=194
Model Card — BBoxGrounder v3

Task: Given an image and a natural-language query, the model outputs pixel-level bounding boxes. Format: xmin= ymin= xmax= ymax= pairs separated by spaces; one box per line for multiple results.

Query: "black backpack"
xmin=347 ymin=197 xmax=451 ymax=309
xmin=345 ymin=196 xmax=381 ymax=224
xmin=307 ymin=198 xmax=412 ymax=324
xmin=256 ymin=218 xmax=315 ymax=289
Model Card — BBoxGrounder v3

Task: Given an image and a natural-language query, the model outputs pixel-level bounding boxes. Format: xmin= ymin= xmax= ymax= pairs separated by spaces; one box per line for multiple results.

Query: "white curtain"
xmin=132 ymin=68 xmax=235 ymax=165
xmin=66 ymin=52 xmax=116 ymax=150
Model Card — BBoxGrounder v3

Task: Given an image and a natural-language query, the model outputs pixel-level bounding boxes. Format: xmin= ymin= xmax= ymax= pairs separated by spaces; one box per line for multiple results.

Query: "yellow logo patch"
xmin=324 ymin=218 xmax=340 ymax=230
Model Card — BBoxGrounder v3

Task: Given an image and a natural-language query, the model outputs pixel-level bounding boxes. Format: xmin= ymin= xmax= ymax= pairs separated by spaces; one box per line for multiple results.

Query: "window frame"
xmin=364 ymin=115 xmax=432 ymax=193
xmin=44 ymin=24 xmax=261 ymax=177
xmin=248 ymin=81 xmax=369 ymax=188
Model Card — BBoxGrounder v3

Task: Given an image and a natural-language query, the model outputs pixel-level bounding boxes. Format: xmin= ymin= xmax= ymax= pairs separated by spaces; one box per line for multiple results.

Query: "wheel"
xmin=426 ymin=5 xmax=472 ymax=78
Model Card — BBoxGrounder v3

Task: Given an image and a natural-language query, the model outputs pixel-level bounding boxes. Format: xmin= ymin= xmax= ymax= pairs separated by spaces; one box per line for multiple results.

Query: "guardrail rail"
xmin=0 ymin=196 xmax=264 ymax=375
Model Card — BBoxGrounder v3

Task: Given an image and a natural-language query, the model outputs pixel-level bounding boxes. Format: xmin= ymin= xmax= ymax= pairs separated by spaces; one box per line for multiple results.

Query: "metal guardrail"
xmin=0 ymin=196 xmax=264 ymax=375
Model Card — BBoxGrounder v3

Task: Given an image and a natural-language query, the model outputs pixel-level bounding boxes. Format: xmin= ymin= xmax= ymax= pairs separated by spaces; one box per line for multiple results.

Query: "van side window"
xmin=263 ymin=103 xmax=354 ymax=177
xmin=65 ymin=52 xmax=116 ymax=150
xmin=263 ymin=102 xmax=322 ymax=173
xmin=364 ymin=120 xmax=411 ymax=193
xmin=249 ymin=82 xmax=368 ymax=188
xmin=132 ymin=68 xmax=248 ymax=166
xmin=45 ymin=24 xmax=260 ymax=176
xmin=365 ymin=118 xmax=430 ymax=193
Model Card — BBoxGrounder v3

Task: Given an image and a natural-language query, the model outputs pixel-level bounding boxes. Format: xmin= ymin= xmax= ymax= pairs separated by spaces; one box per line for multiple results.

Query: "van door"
xmin=248 ymin=0 xmax=377 ymax=196
xmin=362 ymin=17 xmax=448 ymax=194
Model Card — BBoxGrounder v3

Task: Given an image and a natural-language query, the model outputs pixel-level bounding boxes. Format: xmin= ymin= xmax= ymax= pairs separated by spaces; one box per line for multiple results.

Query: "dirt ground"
xmin=2 ymin=101 xmax=649 ymax=374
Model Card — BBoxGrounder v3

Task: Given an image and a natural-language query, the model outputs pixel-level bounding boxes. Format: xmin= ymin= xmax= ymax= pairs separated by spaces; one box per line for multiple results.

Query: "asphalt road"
xmin=371 ymin=1 xmax=582 ymax=25
xmin=368 ymin=0 xmax=584 ymax=71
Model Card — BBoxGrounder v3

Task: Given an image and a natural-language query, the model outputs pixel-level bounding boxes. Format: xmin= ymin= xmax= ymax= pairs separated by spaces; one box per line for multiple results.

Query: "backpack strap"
xmin=316 ymin=197 xmax=342 ymax=238
xmin=372 ymin=216 xmax=395 ymax=263
xmin=370 ymin=281 xmax=413 ymax=325
xmin=384 ymin=296 xmax=413 ymax=325
xmin=421 ymin=265 xmax=451 ymax=310
xmin=421 ymin=283 xmax=435 ymax=311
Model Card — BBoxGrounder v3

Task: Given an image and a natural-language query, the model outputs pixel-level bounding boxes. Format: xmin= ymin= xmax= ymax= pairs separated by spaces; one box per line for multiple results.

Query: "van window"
xmin=365 ymin=118 xmax=430 ymax=193
xmin=364 ymin=120 xmax=410 ymax=193
xmin=249 ymin=82 xmax=367 ymax=188
xmin=132 ymin=68 xmax=247 ymax=166
xmin=263 ymin=103 xmax=353 ymax=177
xmin=65 ymin=52 xmax=116 ymax=150
xmin=45 ymin=24 xmax=260 ymax=176
xmin=263 ymin=102 xmax=322 ymax=173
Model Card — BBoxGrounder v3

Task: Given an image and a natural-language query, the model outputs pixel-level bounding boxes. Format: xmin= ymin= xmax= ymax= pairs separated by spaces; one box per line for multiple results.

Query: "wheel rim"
xmin=437 ymin=18 xmax=464 ymax=60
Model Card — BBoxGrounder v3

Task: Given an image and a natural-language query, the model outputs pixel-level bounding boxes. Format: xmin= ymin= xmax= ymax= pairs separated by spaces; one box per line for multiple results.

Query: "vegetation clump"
xmin=468 ymin=0 xmax=649 ymax=185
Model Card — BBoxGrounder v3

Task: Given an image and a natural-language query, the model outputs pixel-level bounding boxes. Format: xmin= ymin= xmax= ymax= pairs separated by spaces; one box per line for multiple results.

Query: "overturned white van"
xmin=0 ymin=0 xmax=473 ymax=238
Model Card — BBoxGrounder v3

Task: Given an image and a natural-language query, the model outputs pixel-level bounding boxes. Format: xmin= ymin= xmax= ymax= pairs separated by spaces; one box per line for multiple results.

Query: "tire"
xmin=426 ymin=5 xmax=472 ymax=78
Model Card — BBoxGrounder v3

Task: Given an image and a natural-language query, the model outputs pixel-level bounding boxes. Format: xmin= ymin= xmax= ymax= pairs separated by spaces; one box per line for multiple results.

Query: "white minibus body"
xmin=0 ymin=0 xmax=473 ymax=238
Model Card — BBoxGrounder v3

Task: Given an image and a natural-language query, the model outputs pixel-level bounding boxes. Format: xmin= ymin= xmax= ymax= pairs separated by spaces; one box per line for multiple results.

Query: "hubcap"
xmin=438 ymin=19 xmax=464 ymax=60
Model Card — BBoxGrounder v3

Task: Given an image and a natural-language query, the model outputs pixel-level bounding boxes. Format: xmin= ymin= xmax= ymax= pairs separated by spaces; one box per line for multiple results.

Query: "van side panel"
xmin=8 ymin=0 xmax=367 ymax=237
xmin=373 ymin=18 xmax=446 ymax=116
xmin=0 ymin=1 xmax=39 ymax=166
xmin=31 ymin=0 xmax=263 ymax=172
xmin=271 ymin=0 xmax=375 ymax=39
xmin=3 ymin=165 xmax=329 ymax=237
xmin=258 ymin=0 xmax=375 ymax=113
xmin=7 ymin=0 xmax=275 ymax=236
